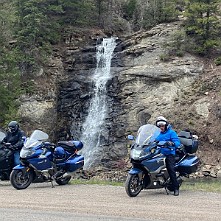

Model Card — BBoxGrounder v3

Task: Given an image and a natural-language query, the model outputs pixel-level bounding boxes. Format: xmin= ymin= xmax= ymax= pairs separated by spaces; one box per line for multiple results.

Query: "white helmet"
xmin=156 ymin=116 xmax=168 ymax=127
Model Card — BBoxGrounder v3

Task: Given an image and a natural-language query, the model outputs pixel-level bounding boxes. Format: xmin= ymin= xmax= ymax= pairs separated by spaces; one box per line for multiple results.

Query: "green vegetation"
xmin=184 ymin=0 xmax=221 ymax=55
xmin=181 ymin=179 xmax=221 ymax=193
xmin=12 ymin=0 xmax=99 ymax=73
xmin=160 ymin=30 xmax=187 ymax=61
xmin=159 ymin=53 xmax=170 ymax=62
xmin=122 ymin=0 xmax=137 ymax=20
xmin=0 ymin=1 xmax=21 ymax=125
xmin=214 ymin=56 xmax=221 ymax=66
xmin=1 ymin=0 xmax=221 ymax=126
xmin=159 ymin=0 xmax=221 ymax=60
xmin=143 ymin=0 xmax=179 ymax=29
xmin=0 ymin=0 xmax=98 ymax=126
xmin=122 ymin=0 xmax=180 ymax=30
xmin=70 ymin=178 xmax=221 ymax=193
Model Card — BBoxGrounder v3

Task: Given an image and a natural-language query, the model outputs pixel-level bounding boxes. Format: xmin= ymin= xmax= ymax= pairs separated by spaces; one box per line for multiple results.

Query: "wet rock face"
xmin=56 ymin=39 xmax=127 ymax=167
xmin=56 ymin=22 xmax=205 ymax=169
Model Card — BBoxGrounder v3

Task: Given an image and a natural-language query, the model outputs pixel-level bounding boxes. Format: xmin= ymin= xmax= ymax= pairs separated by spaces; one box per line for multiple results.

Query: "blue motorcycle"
xmin=125 ymin=124 xmax=199 ymax=197
xmin=10 ymin=130 xmax=84 ymax=190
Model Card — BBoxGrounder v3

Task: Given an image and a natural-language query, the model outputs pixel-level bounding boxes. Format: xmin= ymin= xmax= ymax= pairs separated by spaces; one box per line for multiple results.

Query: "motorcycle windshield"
xmin=24 ymin=130 xmax=49 ymax=149
xmin=135 ymin=124 xmax=160 ymax=146
xmin=0 ymin=131 xmax=6 ymax=142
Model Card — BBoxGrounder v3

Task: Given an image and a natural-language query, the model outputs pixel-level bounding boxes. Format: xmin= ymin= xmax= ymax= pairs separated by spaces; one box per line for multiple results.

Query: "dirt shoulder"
xmin=0 ymin=182 xmax=221 ymax=221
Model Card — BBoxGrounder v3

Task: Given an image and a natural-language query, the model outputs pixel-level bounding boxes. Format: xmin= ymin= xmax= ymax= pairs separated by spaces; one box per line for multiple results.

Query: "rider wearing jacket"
xmin=1 ymin=121 xmax=25 ymax=166
xmin=155 ymin=116 xmax=181 ymax=196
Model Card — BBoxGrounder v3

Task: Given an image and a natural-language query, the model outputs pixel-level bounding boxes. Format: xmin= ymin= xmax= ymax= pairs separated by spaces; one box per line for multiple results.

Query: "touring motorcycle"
xmin=0 ymin=131 xmax=14 ymax=181
xmin=125 ymin=124 xmax=199 ymax=197
xmin=10 ymin=130 xmax=84 ymax=190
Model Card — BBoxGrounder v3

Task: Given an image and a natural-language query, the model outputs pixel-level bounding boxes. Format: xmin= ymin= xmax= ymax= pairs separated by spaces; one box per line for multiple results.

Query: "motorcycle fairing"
xmin=27 ymin=157 xmax=53 ymax=171
xmin=142 ymin=155 xmax=165 ymax=173
xmin=128 ymin=167 xmax=143 ymax=175
xmin=13 ymin=164 xmax=26 ymax=170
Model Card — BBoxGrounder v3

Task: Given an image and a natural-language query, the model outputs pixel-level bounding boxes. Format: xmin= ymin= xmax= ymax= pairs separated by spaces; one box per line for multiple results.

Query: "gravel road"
xmin=0 ymin=181 xmax=221 ymax=221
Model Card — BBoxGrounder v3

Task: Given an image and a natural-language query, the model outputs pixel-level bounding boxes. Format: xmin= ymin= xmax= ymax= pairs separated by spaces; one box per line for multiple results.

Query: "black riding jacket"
xmin=2 ymin=129 xmax=25 ymax=151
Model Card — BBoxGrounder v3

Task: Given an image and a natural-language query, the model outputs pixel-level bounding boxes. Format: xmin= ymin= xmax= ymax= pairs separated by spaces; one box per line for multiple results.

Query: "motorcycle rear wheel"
xmin=55 ymin=175 xmax=71 ymax=185
xmin=125 ymin=174 xmax=142 ymax=197
xmin=10 ymin=169 xmax=33 ymax=190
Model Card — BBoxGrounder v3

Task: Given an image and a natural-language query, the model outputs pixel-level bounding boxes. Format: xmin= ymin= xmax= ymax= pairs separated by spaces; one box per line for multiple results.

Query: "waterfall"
xmin=80 ymin=37 xmax=117 ymax=169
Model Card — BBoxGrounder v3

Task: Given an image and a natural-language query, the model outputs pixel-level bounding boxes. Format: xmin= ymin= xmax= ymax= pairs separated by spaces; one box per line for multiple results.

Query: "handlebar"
xmin=43 ymin=142 xmax=56 ymax=152
xmin=157 ymin=142 xmax=173 ymax=150
xmin=1 ymin=142 xmax=14 ymax=150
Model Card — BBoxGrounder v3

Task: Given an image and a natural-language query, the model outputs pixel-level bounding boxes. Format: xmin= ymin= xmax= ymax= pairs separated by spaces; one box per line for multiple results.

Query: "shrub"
xmin=214 ymin=56 xmax=221 ymax=66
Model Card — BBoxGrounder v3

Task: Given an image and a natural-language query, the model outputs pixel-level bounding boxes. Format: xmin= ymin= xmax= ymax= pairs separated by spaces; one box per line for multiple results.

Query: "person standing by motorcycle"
xmin=155 ymin=116 xmax=181 ymax=196
xmin=1 ymin=121 xmax=25 ymax=166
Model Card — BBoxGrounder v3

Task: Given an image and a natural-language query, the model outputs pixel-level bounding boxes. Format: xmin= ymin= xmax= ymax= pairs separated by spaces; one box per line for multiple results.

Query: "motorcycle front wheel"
xmin=10 ymin=169 xmax=34 ymax=190
xmin=125 ymin=174 xmax=143 ymax=197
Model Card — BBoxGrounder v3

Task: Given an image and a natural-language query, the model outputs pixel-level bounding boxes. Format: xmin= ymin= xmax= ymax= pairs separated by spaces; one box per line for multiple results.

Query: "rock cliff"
xmin=18 ymin=22 xmax=221 ymax=178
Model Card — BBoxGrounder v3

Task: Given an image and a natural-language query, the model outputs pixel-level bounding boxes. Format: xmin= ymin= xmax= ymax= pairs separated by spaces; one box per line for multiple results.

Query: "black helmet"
xmin=8 ymin=121 xmax=19 ymax=133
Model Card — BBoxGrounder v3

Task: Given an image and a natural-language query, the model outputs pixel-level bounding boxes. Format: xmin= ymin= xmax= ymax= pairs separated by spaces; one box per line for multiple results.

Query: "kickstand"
xmin=50 ymin=180 xmax=55 ymax=188
xmin=165 ymin=187 xmax=169 ymax=195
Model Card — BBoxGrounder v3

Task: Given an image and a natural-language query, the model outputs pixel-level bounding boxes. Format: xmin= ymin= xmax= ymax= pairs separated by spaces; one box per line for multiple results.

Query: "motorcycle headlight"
xmin=130 ymin=145 xmax=154 ymax=160
xmin=130 ymin=149 xmax=145 ymax=160
xmin=20 ymin=148 xmax=35 ymax=158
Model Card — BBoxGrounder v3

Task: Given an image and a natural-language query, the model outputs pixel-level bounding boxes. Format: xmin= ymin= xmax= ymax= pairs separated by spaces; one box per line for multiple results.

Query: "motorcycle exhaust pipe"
xmin=62 ymin=172 xmax=74 ymax=178
xmin=63 ymin=170 xmax=82 ymax=178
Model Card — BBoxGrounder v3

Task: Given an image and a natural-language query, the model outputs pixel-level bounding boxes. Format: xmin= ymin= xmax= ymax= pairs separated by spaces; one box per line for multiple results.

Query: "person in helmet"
xmin=1 ymin=121 xmax=26 ymax=166
xmin=155 ymin=116 xmax=181 ymax=196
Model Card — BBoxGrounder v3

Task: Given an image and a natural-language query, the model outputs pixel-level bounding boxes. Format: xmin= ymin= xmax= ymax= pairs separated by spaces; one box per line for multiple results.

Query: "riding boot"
xmin=174 ymin=189 xmax=179 ymax=196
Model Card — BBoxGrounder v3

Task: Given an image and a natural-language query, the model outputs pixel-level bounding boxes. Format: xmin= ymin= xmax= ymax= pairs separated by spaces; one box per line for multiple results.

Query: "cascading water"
xmin=80 ymin=37 xmax=117 ymax=169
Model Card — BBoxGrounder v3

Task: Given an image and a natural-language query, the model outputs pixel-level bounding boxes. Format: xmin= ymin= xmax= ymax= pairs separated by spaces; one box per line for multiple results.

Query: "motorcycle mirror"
xmin=22 ymin=136 xmax=26 ymax=141
xmin=127 ymin=135 xmax=134 ymax=140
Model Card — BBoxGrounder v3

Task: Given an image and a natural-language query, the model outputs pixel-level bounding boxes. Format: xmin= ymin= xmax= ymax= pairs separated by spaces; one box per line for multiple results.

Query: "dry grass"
xmin=181 ymin=178 xmax=221 ymax=193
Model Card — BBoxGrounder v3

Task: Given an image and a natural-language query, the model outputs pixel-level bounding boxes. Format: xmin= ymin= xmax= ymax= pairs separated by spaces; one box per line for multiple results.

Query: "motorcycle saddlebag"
xmin=66 ymin=155 xmax=84 ymax=172
xmin=178 ymin=131 xmax=198 ymax=154
xmin=177 ymin=155 xmax=199 ymax=174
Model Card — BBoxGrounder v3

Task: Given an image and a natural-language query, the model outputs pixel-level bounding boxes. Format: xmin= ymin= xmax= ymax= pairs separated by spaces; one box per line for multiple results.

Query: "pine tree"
xmin=184 ymin=0 xmax=221 ymax=55
xmin=0 ymin=1 xmax=21 ymax=125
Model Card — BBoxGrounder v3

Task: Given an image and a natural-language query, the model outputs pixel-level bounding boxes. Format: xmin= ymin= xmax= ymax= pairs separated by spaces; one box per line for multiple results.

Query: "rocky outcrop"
xmin=18 ymin=56 xmax=64 ymax=138
xmin=18 ymin=21 xmax=221 ymax=178
xmin=56 ymin=21 xmax=206 ymax=169
xmin=113 ymin=22 xmax=204 ymax=131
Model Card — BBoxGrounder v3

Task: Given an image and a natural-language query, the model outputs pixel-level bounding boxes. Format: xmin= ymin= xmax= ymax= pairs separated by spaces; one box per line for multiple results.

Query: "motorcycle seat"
xmin=178 ymin=131 xmax=192 ymax=139
xmin=57 ymin=141 xmax=75 ymax=147
xmin=57 ymin=141 xmax=76 ymax=154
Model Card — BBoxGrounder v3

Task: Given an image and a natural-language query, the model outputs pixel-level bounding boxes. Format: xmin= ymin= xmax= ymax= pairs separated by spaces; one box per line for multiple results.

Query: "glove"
xmin=8 ymin=145 xmax=16 ymax=151
xmin=166 ymin=141 xmax=174 ymax=146
xmin=4 ymin=142 xmax=12 ymax=148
